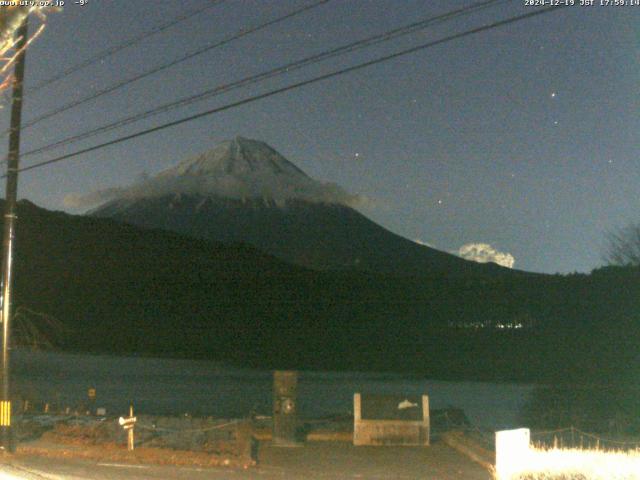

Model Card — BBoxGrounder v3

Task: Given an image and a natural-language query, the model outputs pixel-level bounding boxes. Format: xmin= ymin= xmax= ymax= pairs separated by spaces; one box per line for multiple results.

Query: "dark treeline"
xmin=7 ymin=200 xmax=640 ymax=385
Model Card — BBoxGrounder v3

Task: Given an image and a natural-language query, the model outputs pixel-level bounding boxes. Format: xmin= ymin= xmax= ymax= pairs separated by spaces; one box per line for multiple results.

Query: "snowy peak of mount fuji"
xmin=74 ymin=137 xmax=364 ymax=209
xmin=159 ymin=136 xmax=310 ymax=180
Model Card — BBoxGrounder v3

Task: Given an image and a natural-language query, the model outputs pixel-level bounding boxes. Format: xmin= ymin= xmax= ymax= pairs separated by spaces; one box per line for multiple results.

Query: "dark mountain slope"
xmin=93 ymin=195 xmax=510 ymax=277
xmin=90 ymin=137 xmax=514 ymax=276
xmin=4 ymin=200 xmax=639 ymax=384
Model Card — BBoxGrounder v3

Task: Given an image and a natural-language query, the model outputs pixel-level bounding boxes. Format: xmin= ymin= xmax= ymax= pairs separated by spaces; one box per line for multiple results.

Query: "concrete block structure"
xmin=353 ymin=393 xmax=429 ymax=446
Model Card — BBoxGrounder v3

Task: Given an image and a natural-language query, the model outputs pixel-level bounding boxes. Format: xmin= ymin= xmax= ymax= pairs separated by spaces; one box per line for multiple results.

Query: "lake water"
xmin=10 ymin=349 xmax=533 ymax=431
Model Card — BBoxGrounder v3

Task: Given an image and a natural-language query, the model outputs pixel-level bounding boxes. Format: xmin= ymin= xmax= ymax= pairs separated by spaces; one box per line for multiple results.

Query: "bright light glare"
xmin=0 ymin=470 xmax=28 ymax=480
xmin=496 ymin=446 xmax=640 ymax=480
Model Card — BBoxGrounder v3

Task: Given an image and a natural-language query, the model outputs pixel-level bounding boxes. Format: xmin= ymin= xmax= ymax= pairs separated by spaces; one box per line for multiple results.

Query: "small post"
xmin=236 ymin=419 xmax=255 ymax=466
xmin=87 ymin=387 xmax=96 ymax=415
xmin=495 ymin=428 xmax=530 ymax=480
xmin=127 ymin=404 xmax=134 ymax=451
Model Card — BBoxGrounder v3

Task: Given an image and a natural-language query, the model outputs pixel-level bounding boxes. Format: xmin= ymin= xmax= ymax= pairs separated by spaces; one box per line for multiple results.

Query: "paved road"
xmin=1 ymin=442 xmax=492 ymax=479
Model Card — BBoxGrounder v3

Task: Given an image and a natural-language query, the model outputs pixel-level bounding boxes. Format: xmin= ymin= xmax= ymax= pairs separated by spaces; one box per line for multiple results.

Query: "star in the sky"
xmin=550 ymin=92 xmax=557 ymax=98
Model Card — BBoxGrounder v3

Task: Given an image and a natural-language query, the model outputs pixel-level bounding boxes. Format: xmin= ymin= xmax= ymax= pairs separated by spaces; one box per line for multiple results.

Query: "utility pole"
xmin=0 ymin=17 xmax=28 ymax=453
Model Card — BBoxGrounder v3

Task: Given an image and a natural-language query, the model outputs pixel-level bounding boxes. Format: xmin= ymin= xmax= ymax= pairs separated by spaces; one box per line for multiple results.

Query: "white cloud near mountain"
xmin=63 ymin=174 xmax=369 ymax=209
xmin=457 ymin=243 xmax=515 ymax=268
xmin=64 ymin=137 xmax=371 ymax=210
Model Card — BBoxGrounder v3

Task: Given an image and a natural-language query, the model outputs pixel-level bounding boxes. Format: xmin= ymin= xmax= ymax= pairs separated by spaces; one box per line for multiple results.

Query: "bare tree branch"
xmin=604 ymin=224 xmax=640 ymax=267
xmin=13 ymin=306 xmax=70 ymax=350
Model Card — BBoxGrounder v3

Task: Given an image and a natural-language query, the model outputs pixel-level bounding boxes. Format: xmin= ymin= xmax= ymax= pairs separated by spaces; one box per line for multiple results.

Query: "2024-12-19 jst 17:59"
xmin=525 ymin=0 xmax=640 ymax=6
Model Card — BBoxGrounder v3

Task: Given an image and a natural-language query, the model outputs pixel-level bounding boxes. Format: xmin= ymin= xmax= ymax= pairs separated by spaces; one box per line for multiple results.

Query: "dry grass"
xmin=495 ymin=445 xmax=640 ymax=480
xmin=19 ymin=421 xmax=256 ymax=469
xmin=17 ymin=441 xmax=254 ymax=469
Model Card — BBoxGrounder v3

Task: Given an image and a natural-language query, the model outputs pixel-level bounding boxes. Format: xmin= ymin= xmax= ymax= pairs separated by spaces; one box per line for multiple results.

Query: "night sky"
xmin=1 ymin=0 xmax=638 ymax=274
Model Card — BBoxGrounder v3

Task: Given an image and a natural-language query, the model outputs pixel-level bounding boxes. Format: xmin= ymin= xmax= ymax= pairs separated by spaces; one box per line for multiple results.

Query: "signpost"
xmin=118 ymin=405 xmax=137 ymax=451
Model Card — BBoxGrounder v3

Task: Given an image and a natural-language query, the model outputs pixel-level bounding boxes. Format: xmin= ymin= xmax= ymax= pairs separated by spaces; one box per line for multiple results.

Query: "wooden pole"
xmin=127 ymin=404 xmax=134 ymax=451
xmin=0 ymin=16 xmax=28 ymax=453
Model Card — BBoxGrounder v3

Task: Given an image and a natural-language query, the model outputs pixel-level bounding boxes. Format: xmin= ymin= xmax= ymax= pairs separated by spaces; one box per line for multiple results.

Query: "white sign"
xmin=118 ymin=416 xmax=137 ymax=427
xmin=495 ymin=428 xmax=531 ymax=479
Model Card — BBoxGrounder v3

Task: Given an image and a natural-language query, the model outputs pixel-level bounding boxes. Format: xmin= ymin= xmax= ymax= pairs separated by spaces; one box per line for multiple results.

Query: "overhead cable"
xmin=22 ymin=0 xmax=510 ymax=159
xmin=14 ymin=5 xmax=566 ymax=176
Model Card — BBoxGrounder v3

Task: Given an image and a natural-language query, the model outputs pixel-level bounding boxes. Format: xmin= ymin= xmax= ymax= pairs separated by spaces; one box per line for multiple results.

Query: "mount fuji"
xmin=89 ymin=136 xmax=507 ymax=276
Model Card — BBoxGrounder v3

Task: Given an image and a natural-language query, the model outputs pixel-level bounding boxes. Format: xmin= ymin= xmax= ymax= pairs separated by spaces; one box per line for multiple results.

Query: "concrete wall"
xmin=353 ymin=393 xmax=429 ymax=446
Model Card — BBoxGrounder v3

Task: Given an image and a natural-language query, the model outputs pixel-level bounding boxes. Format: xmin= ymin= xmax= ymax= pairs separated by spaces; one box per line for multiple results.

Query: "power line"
xmin=29 ymin=0 xmax=227 ymax=92
xmin=8 ymin=0 xmax=332 ymax=135
xmin=14 ymin=5 xmax=566 ymax=177
xmin=21 ymin=0 xmax=510 ymax=160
